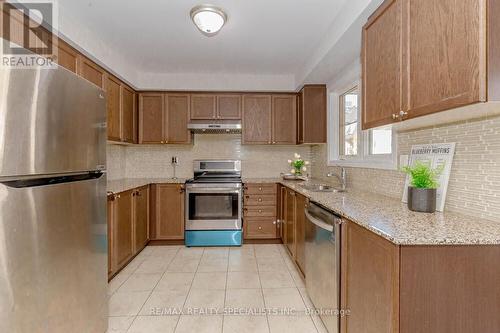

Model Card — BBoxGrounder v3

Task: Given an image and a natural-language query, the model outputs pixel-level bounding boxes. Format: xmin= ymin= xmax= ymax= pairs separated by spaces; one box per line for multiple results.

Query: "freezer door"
xmin=0 ymin=173 xmax=107 ymax=333
xmin=0 ymin=65 xmax=106 ymax=177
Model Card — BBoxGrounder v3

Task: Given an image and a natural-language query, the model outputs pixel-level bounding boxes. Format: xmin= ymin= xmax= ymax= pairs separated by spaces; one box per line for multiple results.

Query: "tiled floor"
xmin=108 ymin=244 xmax=328 ymax=333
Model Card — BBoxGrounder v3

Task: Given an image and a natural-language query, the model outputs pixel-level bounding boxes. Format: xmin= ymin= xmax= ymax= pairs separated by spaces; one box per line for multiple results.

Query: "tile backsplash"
xmin=312 ymin=114 xmax=500 ymax=222
xmin=107 ymin=134 xmax=312 ymax=180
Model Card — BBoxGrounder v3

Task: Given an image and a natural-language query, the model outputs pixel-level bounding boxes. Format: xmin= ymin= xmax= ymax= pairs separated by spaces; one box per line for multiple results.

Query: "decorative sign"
xmin=402 ymin=143 xmax=456 ymax=212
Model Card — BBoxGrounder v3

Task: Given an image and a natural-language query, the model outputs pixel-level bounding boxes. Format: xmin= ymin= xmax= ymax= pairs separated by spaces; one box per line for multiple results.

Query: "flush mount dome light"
xmin=190 ymin=5 xmax=227 ymax=36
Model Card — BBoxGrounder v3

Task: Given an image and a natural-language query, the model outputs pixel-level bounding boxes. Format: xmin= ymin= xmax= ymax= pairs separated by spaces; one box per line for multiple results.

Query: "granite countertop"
xmin=244 ymin=178 xmax=500 ymax=245
xmin=107 ymin=178 xmax=186 ymax=193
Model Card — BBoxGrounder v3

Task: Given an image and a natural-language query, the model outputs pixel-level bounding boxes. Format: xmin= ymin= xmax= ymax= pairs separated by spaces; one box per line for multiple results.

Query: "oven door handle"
xmin=186 ymin=188 xmax=241 ymax=194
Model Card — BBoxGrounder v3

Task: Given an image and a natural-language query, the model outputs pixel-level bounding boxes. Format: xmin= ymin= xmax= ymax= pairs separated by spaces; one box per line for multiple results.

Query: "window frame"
xmin=328 ymin=80 xmax=398 ymax=170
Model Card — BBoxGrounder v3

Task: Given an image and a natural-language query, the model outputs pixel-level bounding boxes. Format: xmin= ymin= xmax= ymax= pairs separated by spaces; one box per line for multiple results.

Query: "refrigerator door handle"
xmin=0 ymin=171 xmax=104 ymax=188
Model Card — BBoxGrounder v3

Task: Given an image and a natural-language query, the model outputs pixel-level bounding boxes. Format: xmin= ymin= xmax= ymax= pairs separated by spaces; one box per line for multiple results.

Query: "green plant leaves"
xmin=402 ymin=161 xmax=443 ymax=189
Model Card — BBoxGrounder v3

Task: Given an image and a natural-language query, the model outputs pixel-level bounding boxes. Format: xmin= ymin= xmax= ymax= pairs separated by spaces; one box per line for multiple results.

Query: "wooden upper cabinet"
xmin=242 ymin=95 xmax=272 ymax=144
xmin=77 ymin=56 xmax=105 ymax=89
xmin=113 ymin=190 xmax=134 ymax=268
xmin=217 ymin=94 xmax=242 ymax=119
xmin=341 ymin=221 xmax=400 ymax=333
xmin=55 ymin=40 xmax=78 ymax=74
xmin=362 ymin=0 xmax=403 ymax=129
xmin=106 ymin=75 xmax=121 ymax=141
xmin=298 ymin=85 xmax=327 ymax=144
xmin=139 ymin=93 xmax=164 ymax=144
xmin=166 ymin=94 xmax=191 ymax=144
xmin=190 ymin=94 xmax=216 ymax=120
xmin=150 ymin=184 xmax=185 ymax=240
xmin=133 ymin=186 xmax=149 ymax=252
xmin=272 ymin=94 xmax=297 ymax=144
xmin=121 ymin=85 xmax=136 ymax=143
xmin=404 ymin=0 xmax=486 ymax=118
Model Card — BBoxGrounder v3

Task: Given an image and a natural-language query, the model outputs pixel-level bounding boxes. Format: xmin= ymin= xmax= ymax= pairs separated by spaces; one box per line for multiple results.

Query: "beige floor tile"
xmin=228 ymin=257 xmax=258 ymax=272
xmin=108 ymin=272 xmax=131 ymax=295
xmin=255 ymin=245 xmax=282 ymax=258
xmin=226 ymin=271 xmax=261 ymax=289
xmin=135 ymin=258 xmax=172 ymax=274
xmin=257 ymin=257 xmax=287 ymax=272
xmin=167 ymin=258 xmax=201 ymax=273
xmin=289 ymin=269 xmax=306 ymax=288
xmin=183 ymin=289 xmax=225 ymax=313
xmin=191 ymin=272 xmax=227 ymax=290
xmin=259 ymin=270 xmax=295 ymax=289
xmin=118 ymin=273 xmax=162 ymax=292
xmin=150 ymin=246 xmax=180 ymax=257
xmin=197 ymin=257 xmax=229 ymax=272
xmin=107 ymin=316 xmax=134 ymax=332
xmin=268 ymin=315 xmax=317 ymax=333
xmin=298 ymin=288 xmax=314 ymax=310
xmin=108 ymin=291 xmax=150 ymax=316
xmin=127 ymin=315 xmax=179 ymax=333
xmin=225 ymin=288 xmax=265 ymax=310
xmin=310 ymin=313 xmax=329 ymax=333
xmin=175 ymin=315 xmax=223 ymax=333
xmin=223 ymin=315 xmax=269 ymax=333
xmin=139 ymin=246 xmax=156 ymax=256
xmin=155 ymin=272 xmax=195 ymax=292
xmin=202 ymin=247 xmax=230 ymax=259
xmin=119 ymin=257 xmax=144 ymax=275
xmin=139 ymin=290 xmax=189 ymax=315
xmin=176 ymin=247 xmax=204 ymax=259
xmin=262 ymin=288 xmax=307 ymax=312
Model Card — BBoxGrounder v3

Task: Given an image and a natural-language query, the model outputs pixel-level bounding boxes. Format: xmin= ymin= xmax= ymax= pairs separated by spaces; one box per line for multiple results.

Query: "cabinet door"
xmin=272 ymin=95 xmax=297 ymax=144
xmin=190 ymin=94 xmax=216 ymax=120
xmin=114 ymin=190 xmax=134 ymax=269
xmin=78 ymin=56 xmax=105 ymax=89
xmin=106 ymin=75 xmax=121 ymax=141
xmin=107 ymin=195 xmax=115 ymax=276
xmin=151 ymin=184 xmax=185 ymax=240
xmin=166 ymin=94 xmax=191 ymax=144
xmin=404 ymin=0 xmax=486 ymax=118
xmin=279 ymin=186 xmax=287 ymax=241
xmin=285 ymin=189 xmax=296 ymax=258
xmin=217 ymin=94 xmax=242 ymax=119
xmin=295 ymin=193 xmax=307 ymax=274
xmin=298 ymin=85 xmax=327 ymax=144
xmin=139 ymin=93 xmax=164 ymax=144
xmin=56 ymin=39 xmax=78 ymax=73
xmin=341 ymin=221 xmax=399 ymax=333
xmin=121 ymin=85 xmax=136 ymax=143
xmin=242 ymin=95 xmax=272 ymax=144
xmin=134 ymin=186 xmax=149 ymax=252
xmin=362 ymin=0 xmax=403 ymax=129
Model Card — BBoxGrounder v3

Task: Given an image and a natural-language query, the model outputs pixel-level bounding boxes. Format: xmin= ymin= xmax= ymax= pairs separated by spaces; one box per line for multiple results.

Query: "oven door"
xmin=185 ymin=185 xmax=242 ymax=230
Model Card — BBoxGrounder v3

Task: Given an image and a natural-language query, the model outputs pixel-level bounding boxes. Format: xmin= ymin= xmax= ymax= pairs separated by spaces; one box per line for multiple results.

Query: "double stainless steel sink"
xmin=299 ymin=183 xmax=346 ymax=193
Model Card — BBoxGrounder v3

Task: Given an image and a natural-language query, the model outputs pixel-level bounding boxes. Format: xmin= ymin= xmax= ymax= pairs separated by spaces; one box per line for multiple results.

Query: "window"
xmin=339 ymin=87 xmax=359 ymax=157
xmin=328 ymin=82 xmax=397 ymax=170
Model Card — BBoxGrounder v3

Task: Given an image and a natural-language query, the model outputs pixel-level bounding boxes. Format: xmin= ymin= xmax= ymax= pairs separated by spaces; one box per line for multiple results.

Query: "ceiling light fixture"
xmin=190 ymin=5 xmax=227 ymax=37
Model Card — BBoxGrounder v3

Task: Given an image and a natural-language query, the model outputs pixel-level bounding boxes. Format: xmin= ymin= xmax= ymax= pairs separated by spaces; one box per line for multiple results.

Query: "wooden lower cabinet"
xmin=113 ymin=190 xmax=134 ymax=269
xmin=341 ymin=219 xmax=500 ymax=333
xmin=133 ymin=185 xmax=149 ymax=252
xmin=284 ymin=188 xmax=296 ymax=257
xmin=107 ymin=195 xmax=115 ymax=276
xmin=150 ymin=184 xmax=185 ymax=240
xmin=294 ymin=193 xmax=307 ymax=274
xmin=243 ymin=183 xmax=278 ymax=240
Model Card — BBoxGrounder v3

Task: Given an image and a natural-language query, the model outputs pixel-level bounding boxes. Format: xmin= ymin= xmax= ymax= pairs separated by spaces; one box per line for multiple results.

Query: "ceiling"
xmin=58 ymin=0 xmax=348 ymax=77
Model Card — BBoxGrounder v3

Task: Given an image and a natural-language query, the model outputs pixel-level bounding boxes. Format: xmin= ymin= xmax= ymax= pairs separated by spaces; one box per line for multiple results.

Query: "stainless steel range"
xmin=185 ymin=160 xmax=243 ymax=246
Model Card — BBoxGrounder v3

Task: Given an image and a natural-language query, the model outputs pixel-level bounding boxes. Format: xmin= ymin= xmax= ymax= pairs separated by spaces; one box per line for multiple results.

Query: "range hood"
xmin=187 ymin=120 xmax=242 ymax=134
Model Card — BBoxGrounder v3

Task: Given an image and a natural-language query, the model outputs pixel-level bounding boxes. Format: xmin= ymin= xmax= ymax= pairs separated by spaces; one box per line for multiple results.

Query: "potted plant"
xmin=285 ymin=153 xmax=310 ymax=179
xmin=402 ymin=161 xmax=443 ymax=213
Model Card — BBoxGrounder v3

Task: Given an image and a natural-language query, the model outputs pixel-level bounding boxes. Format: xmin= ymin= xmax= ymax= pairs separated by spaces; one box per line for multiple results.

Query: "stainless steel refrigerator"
xmin=0 ymin=63 xmax=108 ymax=332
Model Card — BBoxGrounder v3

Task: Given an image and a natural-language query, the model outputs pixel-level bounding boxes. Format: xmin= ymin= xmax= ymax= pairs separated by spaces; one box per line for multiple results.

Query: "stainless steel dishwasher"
xmin=305 ymin=201 xmax=342 ymax=333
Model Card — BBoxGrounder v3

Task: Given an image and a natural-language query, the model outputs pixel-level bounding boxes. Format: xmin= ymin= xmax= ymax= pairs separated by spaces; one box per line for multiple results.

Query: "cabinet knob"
xmin=273 ymin=221 xmax=276 ymax=225
xmin=116 ymin=194 xmax=121 ymax=198
xmin=399 ymin=110 xmax=408 ymax=119
xmin=258 ymin=226 xmax=262 ymax=230
xmin=258 ymin=209 xmax=262 ymax=213
xmin=258 ymin=198 xmax=262 ymax=202
xmin=259 ymin=187 xmax=262 ymax=191
xmin=272 ymin=141 xmax=276 ymax=144
xmin=392 ymin=114 xmax=399 ymax=120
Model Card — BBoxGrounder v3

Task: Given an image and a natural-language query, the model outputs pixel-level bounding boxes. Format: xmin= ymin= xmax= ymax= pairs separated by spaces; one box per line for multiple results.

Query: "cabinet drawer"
xmin=244 ymin=183 xmax=277 ymax=195
xmin=244 ymin=206 xmax=276 ymax=217
xmin=244 ymin=194 xmax=276 ymax=206
xmin=244 ymin=218 xmax=277 ymax=239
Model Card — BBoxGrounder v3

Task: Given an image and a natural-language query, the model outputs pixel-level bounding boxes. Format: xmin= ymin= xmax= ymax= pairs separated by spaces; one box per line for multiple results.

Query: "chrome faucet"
xmin=327 ymin=167 xmax=347 ymax=191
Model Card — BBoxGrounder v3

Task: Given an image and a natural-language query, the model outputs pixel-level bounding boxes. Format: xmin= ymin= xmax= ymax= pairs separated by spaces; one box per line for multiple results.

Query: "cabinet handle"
xmin=392 ymin=114 xmax=399 ymax=120
xmin=243 ymin=208 xmax=248 ymax=211
xmin=399 ymin=110 xmax=408 ymax=119
xmin=245 ymin=195 xmax=250 ymax=199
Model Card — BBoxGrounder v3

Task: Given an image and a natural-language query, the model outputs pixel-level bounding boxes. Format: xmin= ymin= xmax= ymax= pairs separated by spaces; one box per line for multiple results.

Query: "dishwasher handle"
xmin=305 ymin=209 xmax=335 ymax=232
